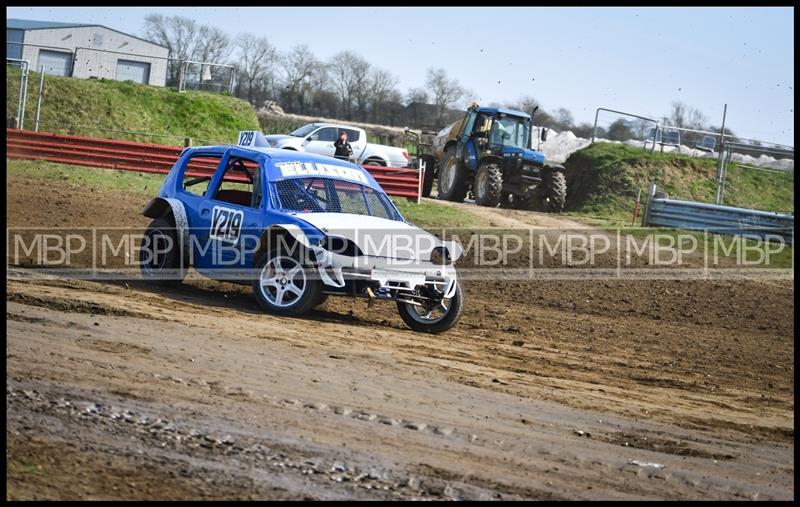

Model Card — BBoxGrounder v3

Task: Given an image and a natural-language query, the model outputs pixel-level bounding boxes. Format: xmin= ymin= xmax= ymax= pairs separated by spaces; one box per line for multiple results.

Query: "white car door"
xmin=344 ymin=128 xmax=365 ymax=159
xmin=304 ymin=127 xmax=338 ymax=158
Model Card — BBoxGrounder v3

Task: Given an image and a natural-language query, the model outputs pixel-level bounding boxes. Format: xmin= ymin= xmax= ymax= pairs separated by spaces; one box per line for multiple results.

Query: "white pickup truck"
xmin=263 ymin=123 xmax=410 ymax=167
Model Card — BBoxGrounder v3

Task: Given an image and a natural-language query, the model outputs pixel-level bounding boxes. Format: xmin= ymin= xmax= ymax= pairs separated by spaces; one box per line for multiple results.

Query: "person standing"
xmin=333 ymin=130 xmax=354 ymax=161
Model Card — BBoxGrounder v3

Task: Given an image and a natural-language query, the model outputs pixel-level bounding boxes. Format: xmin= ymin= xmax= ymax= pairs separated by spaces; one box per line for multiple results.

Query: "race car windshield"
xmin=272 ymin=177 xmax=403 ymax=221
xmin=289 ymin=124 xmax=319 ymax=138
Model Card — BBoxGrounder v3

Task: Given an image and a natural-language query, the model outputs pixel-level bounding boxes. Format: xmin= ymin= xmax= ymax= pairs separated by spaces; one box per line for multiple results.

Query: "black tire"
xmin=252 ymin=246 xmax=322 ymax=317
xmin=314 ymin=293 xmax=329 ymax=307
xmin=363 ymin=157 xmax=387 ymax=166
xmin=473 ymin=162 xmax=503 ymax=207
xmin=420 ymin=154 xmax=436 ymax=198
xmin=541 ymin=168 xmax=567 ymax=212
xmin=437 ymin=148 xmax=468 ymax=202
xmin=139 ymin=215 xmax=185 ymax=286
xmin=396 ymin=282 xmax=464 ymax=334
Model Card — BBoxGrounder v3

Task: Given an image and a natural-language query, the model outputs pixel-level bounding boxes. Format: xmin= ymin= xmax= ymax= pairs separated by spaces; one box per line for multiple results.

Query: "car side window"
xmin=345 ymin=129 xmax=360 ymax=142
xmin=181 ymin=153 xmax=224 ymax=197
xmin=315 ymin=128 xmax=338 ymax=142
xmin=211 ymin=156 xmax=262 ymax=209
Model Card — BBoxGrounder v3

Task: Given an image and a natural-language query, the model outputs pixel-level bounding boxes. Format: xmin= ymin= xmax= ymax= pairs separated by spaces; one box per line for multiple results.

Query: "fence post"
xmin=714 ymin=104 xmax=727 ymax=204
xmin=34 ymin=70 xmax=45 ymax=132
xmin=184 ymin=137 xmax=192 ymax=147
xmin=642 ymin=183 xmax=657 ymax=227
xmin=417 ymin=159 xmax=425 ymax=205
xmin=178 ymin=60 xmax=186 ymax=92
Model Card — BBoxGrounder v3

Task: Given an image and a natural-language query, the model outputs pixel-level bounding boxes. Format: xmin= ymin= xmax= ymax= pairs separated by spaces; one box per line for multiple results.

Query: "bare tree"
xmin=553 ymin=108 xmax=575 ymax=131
xmin=196 ymin=25 xmax=232 ymax=63
xmin=506 ymin=95 xmax=541 ymax=115
xmin=142 ymin=14 xmax=231 ymax=88
xmin=669 ymin=101 xmax=688 ymax=128
xmin=426 ymin=68 xmax=466 ymax=125
xmin=278 ymin=44 xmax=319 ymax=113
xmin=143 ymin=14 xmax=198 ymax=60
xmin=234 ymin=33 xmax=277 ymax=104
xmin=369 ymin=68 xmax=399 ymax=124
xmin=406 ymin=87 xmax=429 ymax=105
xmin=330 ymin=51 xmax=370 ymax=120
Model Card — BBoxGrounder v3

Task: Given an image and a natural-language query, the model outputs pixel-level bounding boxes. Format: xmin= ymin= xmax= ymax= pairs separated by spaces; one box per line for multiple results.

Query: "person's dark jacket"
xmin=333 ymin=138 xmax=353 ymax=160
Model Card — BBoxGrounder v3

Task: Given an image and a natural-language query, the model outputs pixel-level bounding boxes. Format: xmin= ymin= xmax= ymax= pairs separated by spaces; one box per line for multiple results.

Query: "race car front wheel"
xmin=252 ymin=248 xmax=322 ymax=317
xmin=396 ymin=282 xmax=464 ymax=333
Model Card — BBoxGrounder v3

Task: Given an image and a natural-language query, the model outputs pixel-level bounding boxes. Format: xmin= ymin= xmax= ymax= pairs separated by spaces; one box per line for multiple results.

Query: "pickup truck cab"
xmin=264 ymin=123 xmax=410 ymax=168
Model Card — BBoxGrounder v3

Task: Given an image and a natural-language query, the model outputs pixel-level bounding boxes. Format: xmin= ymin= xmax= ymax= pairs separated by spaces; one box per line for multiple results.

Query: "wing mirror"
xmin=541 ymin=128 xmax=548 ymax=142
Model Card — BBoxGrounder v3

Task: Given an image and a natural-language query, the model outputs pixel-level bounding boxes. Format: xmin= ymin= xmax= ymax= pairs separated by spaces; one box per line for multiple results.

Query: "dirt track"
xmin=6 ymin=172 xmax=794 ymax=500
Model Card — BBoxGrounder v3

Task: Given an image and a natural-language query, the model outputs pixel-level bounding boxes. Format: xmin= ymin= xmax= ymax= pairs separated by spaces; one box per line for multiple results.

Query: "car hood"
xmin=296 ymin=213 xmax=460 ymax=261
xmin=264 ymin=134 xmax=295 ymax=145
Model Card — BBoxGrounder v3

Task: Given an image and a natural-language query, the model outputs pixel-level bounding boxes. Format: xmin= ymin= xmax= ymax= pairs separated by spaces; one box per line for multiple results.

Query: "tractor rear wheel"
xmin=473 ymin=163 xmax=503 ymax=207
xmin=437 ymin=148 xmax=468 ymax=202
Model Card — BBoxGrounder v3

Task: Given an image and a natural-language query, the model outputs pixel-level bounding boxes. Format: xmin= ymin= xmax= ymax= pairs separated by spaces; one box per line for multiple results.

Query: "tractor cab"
xmin=458 ymin=107 xmax=545 ymax=172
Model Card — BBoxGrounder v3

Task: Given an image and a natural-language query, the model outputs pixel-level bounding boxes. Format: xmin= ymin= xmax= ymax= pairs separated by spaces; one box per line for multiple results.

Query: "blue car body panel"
xmin=154 ymin=144 xmax=404 ymax=276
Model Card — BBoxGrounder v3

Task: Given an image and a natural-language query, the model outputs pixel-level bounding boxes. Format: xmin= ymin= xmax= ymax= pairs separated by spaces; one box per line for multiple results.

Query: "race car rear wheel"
xmin=396 ymin=282 xmax=464 ymax=333
xmin=140 ymin=216 xmax=185 ymax=286
xmin=252 ymin=247 xmax=322 ymax=317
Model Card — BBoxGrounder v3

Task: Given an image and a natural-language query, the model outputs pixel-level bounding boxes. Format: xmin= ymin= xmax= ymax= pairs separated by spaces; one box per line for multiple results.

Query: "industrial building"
xmin=6 ymin=18 xmax=169 ymax=86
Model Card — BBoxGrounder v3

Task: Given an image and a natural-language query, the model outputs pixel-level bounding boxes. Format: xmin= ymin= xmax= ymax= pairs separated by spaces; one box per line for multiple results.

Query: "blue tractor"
xmin=428 ymin=104 xmax=567 ymax=211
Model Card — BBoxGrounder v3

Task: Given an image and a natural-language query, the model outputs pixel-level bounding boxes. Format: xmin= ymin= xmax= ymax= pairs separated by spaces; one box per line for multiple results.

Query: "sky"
xmin=6 ymin=6 xmax=795 ymax=146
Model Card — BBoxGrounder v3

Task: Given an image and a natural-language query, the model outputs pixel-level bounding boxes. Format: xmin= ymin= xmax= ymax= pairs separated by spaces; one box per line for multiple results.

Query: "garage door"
xmin=37 ymin=50 xmax=71 ymax=77
xmin=115 ymin=59 xmax=151 ymax=84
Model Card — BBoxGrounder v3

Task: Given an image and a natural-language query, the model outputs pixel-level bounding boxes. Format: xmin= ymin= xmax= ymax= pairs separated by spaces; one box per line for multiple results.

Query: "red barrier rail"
xmin=6 ymin=129 xmax=422 ymax=199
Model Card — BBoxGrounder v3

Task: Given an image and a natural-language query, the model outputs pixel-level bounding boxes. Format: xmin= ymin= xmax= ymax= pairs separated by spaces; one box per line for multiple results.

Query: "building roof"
xmin=7 ymin=18 xmax=94 ymax=30
xmin=6 ymin=18 xmax=169 ymax=50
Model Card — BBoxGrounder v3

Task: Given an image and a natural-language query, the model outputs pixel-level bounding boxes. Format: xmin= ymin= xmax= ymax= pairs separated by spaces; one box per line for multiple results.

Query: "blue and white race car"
xmin=139 ymin=131 xmax=464 ymax=333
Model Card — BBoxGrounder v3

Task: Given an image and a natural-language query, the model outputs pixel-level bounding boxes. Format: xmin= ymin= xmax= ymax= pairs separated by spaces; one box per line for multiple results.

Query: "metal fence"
xmin=591 ymin=107 xmax=660 ymax=150
xmin=642 ymin=183 xmax=794 ymax=244
xmin=6 ymin=41 xmax=235 ymax=94
xmin=714 ymin=141 xmax=794 ymax=205
xmin=6 ymin=58 xmax=29 ymax=129
xmin=6 ymin=128 xmax=424 ymax=200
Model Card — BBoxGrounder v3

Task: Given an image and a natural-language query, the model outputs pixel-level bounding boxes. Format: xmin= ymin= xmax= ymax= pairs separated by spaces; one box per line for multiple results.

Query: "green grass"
xmin=6 ymin=67 xmax=259 ymax=146
xmin=563 ymin=143 xmax=794 ymax=226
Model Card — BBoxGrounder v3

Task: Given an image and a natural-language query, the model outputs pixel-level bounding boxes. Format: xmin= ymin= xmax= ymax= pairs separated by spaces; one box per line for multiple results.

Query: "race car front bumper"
xmin=310 ymin=247 xmax=458 ymax=300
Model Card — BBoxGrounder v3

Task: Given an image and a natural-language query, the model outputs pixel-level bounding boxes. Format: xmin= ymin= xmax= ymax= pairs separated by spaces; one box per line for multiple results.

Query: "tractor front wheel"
xmin=473 ymin=163 xmax=503 ymax=207
xmin=541 ymin=168 xmax=567 ymax=212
